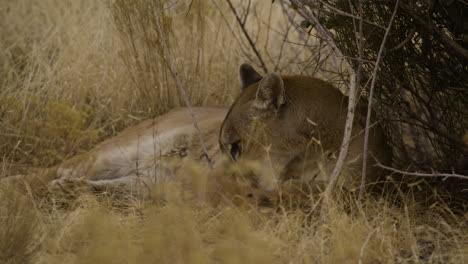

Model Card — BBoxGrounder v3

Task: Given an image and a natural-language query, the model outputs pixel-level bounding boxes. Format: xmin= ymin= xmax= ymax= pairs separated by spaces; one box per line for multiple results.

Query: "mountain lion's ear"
xmin=239 ymin=63 xmax=262 ymax=90
xmin=253 ymin=73 xmax=285 ymax=110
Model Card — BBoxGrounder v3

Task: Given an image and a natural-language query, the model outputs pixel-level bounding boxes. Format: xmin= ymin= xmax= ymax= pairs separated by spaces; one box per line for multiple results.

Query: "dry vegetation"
xmin=0 ymin=0 xmax=466 ymax=263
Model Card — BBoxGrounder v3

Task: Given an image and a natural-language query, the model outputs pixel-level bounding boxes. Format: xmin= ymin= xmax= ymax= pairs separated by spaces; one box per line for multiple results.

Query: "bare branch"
xmin=210 ymin=0 xmax=256 ymax=66
xmin=358 ymin=228 xmax=378 ymax=264
xmin=386 ymin=25 xmax=416 ymax=53
xmin=287 ymin=0 xmax=356 ymax=93
xmin=398 ymin=2 xmax=468 ymax=61
xmin=359 ymin=0 xmax=400 ymax=202
xmin=376 ymin=163 xmax=468 ymax=181
xmin=150 ymin=1 xmax=214 ymax=171
xmin=287 ymin=0 xmax=360 ymax=220
xmin=184 ymin=0 xmax=194 ymax=17
xmin=304 ymin=0 xmax=386 ymax=30
xmin=225 ymin=0 xmax=269 ymax=73
xmin=242 ymin=0 xmax=251 ymax=26
xmin=274 ymin=19 xmax=293 ymax=72
xmin=283 ymin=0 xmax=360 ymax=220
xmin=279 ymin=3 xmax=318 ymax=58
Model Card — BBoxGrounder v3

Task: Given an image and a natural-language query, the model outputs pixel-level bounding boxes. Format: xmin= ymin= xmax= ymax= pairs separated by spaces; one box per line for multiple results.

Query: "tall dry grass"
xmin=0 ymin=0 xmax=466 ymax=263
xmin=0 ymin=0 xmax=238 ymax=167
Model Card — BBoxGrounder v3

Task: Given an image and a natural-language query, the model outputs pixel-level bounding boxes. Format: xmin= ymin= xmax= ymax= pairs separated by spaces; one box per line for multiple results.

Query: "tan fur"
xmin=219 ymin=65 xmax=390 ymax=192
xmin=49 ymin=107 xmax=227 ymax=193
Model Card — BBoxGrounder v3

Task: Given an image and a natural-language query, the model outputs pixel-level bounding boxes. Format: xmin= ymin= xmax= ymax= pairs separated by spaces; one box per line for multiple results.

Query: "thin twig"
xmin=358 ymin=228 xmax=378 ymax=264
xmin=184 ymin=0 xmax=194 ymax=17
xmin=225 ymin=0 xmax=269 ymax=73
xmin=288 ymin=0 xmax=359 ymax=220
xmin=359 ymin=0 xmax=400 ymax=202
xmin=284 ymin=0 xmax=359 ymax=220
xmin=150 ymin=1 xmax=214 ymax=171
xmin=210 ymin=0 xmax=255 ymax=63
xmin=386 ymin=25 xmax=416 ymax=53
xmin=274 ymin=19 xmax=293 ymax=72
xmin=376 ymin=163 xmax=468 ymax=181
xmin=304 ymin=0 xmax=386 ymax=30
xmin=288 ymin=0 xmax=356 ymax=94
xmin=398 ymin=2 xmax=468 ymax=61
xmin=241 ymin=0 xmax=251 ymax=26
xmin=279 ymin=2 xmax=320 ymax=68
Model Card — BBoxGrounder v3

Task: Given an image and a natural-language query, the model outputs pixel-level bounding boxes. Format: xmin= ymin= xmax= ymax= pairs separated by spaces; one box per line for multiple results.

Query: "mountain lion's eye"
xmin=230 ymin=141 xmax=241 ymax=161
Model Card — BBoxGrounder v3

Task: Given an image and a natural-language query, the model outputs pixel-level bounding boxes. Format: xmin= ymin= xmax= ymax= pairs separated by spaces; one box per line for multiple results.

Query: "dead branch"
xmin=210 ymin=0 xmax=256 ymax=65
xmin=225 ymin=0 xmax=269 ymax=73
xmin=287 ymin=0 xmax=356 ymax=94
xmin=283 ymin=0 xmax=360 ymax=220
xmin=285 ymin=0 xmax=359 ymax=220
xmin=241 ymin=0 xmax=251 ymax=26
xmin=184 ymin=0 xmax=194 ymax=17
xmin=358 ymin=227 xmax=378 ymax=264
xmin=359 ymin=0 xmax=400 ymax=202
xmin=397 ymin=2 xmax=468 ymax=61
xmin=278 ymin=2 xmax=318 ymax=64
xmin=273 ymin=19 xmax=293 ymax=72
xmin=376 ymin=163 xmax=468 ymax=181
xmin=386 ymin=25 xmax=416 ymax=53
xmin=304 ymin=0 xmax=386 ymax=30
xmin=150 ymin=1 xmax=214 ymax=170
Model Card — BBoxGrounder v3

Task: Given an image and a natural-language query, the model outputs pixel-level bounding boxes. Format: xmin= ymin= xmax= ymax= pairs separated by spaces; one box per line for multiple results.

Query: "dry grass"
xmin=1 ymin=166 xmax=466 ymax=264
xmin=0 ymin=0 xmax=237 ymax=167
xmin=0 ymin=1 xmax=466 ymax=263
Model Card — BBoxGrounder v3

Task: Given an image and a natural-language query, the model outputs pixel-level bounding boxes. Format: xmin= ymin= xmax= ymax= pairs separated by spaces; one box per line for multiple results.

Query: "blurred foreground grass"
xmin=1 ymin=167 xmax=466 ymax=264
